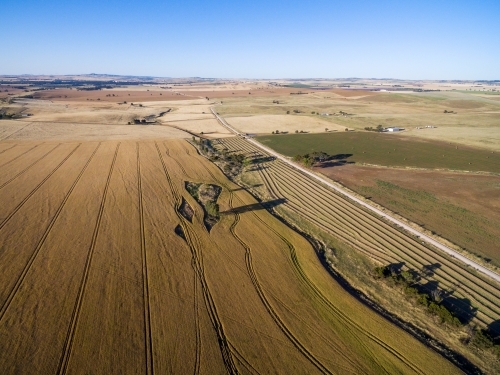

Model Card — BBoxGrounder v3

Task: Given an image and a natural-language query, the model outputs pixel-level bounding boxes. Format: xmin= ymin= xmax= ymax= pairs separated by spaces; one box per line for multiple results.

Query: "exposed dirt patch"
xmin=178 ymin=198 xmax=194 ymax=222
xmin=174 ymin=224 xmax=186 ymax=240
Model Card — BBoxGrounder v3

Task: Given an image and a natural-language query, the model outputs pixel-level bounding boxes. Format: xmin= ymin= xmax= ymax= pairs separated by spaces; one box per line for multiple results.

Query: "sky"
xmin=2 ymin=0 xmax=499 ymax=79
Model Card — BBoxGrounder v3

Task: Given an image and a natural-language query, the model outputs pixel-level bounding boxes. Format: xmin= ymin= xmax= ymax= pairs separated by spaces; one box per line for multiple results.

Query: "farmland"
xmin=320 ymin=166 xmax=500 ymax=266
xmin=2 ymin=76 xmax=500 ymax=373
xmin=256 ymin=132 xmax=500 ymax=173
xmin=218 ymin=136 xmax=500 ymax=372
xmin=0 ymin=134 xmax=460 ymax=374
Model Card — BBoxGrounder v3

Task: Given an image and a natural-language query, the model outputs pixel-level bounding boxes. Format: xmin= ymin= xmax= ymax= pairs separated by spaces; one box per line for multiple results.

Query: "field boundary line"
xmin=210 ymin=107 xmax=500 ymax=284
xmin=0 ymin=122 xmax=33 ymax=141
xmin=57 ymin=142 xmax=118 ymax=375
xmin=0 ymin=143 xmax=82 ymax=231
xmin=0 ymin=142 xmax=101 ymax=324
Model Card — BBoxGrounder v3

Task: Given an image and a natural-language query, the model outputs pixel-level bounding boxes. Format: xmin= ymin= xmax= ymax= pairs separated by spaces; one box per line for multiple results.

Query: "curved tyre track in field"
xmin=262 ymin=162 xmax=499 ymax=324
xmin=0 ymin=143 xmax=101 ymax=323
xmin=219 ymin=136 xmax=500 ymax=328
xmin=227 ymin=193 xmax=335 ymax=375
xmin=196 ymin=149 xmax=426 ymax=375
xmin=156 ymin=142 xmax=237 ymax=375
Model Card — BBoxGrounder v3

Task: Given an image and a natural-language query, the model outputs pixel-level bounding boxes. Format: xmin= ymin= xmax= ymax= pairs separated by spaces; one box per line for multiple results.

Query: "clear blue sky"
xmin=2 ymin=0 xmax=499 ymax=79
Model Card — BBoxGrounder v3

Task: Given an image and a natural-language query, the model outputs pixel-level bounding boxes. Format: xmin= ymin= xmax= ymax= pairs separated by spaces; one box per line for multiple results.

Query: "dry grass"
xmin=225 ymin=114 xmax=346 ymax=134
xmin=320 ymin=165 xmax=500 ymax=265
xmin=0 ymin=137 xmax=458 ymax=374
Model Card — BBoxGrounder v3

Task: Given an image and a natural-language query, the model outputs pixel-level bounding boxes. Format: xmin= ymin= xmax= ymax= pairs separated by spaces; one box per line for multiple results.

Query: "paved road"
xmin=211 ymin=107 xmax=500 ymax=284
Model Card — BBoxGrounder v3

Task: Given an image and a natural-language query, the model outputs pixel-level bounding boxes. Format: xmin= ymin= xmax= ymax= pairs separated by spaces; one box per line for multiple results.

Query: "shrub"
xmin=205 ymin=201 xmax=219 ymax=218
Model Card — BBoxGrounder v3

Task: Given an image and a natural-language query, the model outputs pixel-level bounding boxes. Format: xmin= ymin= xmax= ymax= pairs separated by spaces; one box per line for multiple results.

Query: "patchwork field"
xmin=217 ymin=88 xmax=500 ymax=150
xmin=0 ymin=137 xmax=460 ymax=374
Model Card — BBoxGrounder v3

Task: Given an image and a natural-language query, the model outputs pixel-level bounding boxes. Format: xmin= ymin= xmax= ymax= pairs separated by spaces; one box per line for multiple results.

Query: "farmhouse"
xmin=385 ymin=127 xmax=404 ymax=132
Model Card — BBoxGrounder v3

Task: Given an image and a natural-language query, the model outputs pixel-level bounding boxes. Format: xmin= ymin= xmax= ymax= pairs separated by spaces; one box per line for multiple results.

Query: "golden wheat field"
xmin=0 ymin=136 xmax=460 ymax=374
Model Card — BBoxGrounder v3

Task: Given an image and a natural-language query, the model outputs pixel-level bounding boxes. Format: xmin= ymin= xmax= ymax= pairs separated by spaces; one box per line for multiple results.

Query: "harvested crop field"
xmin=319 ymin=165 xmax=500 ymax=265
xmin=32 ymin=88 xmax=194 ymax=102
xmin=219 ymin=137 xmax=500 ymax=335
xmin=257 ymin=132 xmax=500 ymax=173
xmin=0 ymin=120 xmax=189 ymax=141
xmin=224 ymin=114 xmax=346 ymax=134
xmin=0 ymin=138 xmax=459 ymax=374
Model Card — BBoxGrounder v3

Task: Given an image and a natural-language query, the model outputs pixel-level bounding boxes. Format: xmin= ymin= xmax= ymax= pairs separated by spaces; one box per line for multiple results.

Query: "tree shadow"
xmin=317 ymin=153 xmax=354 ymax=168
xmin=247 ymin=165 xmax=269 ymax=172
xmin=230 ymin=184 xmax=263 ymax=192
xmin=441 ymin=296 xmax=477 ymax=325
xmin=328 ymin=153 xmax=353 ymax=160
xmin=416 ymin=279 xmax=477 ymax=324
xmin=221 ymin=198 xmax=287 ymax=215
xmin=251 ymin=156 xmax=275 ymax=164
xmin=421 ymin=263 xmax=441 ymax=277
xmin=487 ymin=320 xmax=500 ymax=343
xmin=388 ymin=262 xmax=405 ymax=274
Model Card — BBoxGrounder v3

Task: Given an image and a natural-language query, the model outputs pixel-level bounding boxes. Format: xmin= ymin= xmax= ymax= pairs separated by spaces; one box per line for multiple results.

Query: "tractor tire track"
xmin=197 ymin=151 xmax=370 ymax=374
xmin=57 ymin=142 xmax=118 ymax=375
xmin=0 ymin=143 xmax=61 ymax=190
xmin=226 ymin=138 xmax=500 ymax=322
xmin=0 ymin=143 xmax=82 ymax=231
xmin=0 ymin=142 xmax=101 ymax=323
xmin=199 ymin=140 xmax=426 ymax=375
xmin=0 ymin=122 xmax=32 ymax=141
xmin=264 ymin=162 xmax=500 ymax=322
xmin=0 ymin=143 xmax=42 ymax=169
xmin=227 ymin=193 xmax=334 ymax=375
xmin=136 ymin=143 xmax=154 ymax=375
xmin=0 ymin=144 xmax=17 ymax=155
